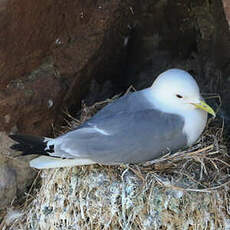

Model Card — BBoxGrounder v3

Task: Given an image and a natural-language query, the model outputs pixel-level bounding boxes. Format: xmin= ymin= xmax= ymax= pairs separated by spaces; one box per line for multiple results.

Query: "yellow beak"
xmin=191 ymin=101 xmax=216 ymax=117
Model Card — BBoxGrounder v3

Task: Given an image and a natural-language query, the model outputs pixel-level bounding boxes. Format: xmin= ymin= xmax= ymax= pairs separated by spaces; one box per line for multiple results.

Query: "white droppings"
xmin=48 ymin=99 xmax=54 ymax=108
xmin=129 ymin=6 xmax=134 ymax=15
xmin=5 ymin=209 xmax=23 ymax=226
xmin=224 ymin=218 xmax=230 ymax=230
xmin=55 ymin=38 xmax=63 ymax=45
xmin=127 ymin=24 xmax=132 ymax=30
xmin=174 ymin=190 xmax=184 ymax=199
xmin=123 ymin=36 xmax=129 ymax=47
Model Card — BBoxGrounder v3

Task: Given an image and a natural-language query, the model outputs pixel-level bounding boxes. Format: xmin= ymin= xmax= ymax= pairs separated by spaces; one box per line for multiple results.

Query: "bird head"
xmin=151 ymin=69 xmax=215 ymax=117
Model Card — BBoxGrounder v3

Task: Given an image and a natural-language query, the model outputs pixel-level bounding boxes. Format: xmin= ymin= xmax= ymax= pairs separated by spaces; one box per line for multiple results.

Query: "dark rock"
xmin=222 ymin=0 xmax=230 ymax=28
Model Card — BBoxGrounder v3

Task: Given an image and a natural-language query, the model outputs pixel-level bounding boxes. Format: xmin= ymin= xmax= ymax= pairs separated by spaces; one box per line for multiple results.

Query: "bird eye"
xmin=176 ymin=94 xmax=183 ymax=99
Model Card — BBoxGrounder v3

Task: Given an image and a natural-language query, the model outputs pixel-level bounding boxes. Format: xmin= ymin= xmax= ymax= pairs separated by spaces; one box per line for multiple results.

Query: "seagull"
xmin=9 ymin=69 xmax=215 ymax=169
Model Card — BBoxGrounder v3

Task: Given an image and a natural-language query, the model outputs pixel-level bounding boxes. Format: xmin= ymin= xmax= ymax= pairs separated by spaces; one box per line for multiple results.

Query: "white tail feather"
xmin=29 ymin=156 xmax=96 ymax=169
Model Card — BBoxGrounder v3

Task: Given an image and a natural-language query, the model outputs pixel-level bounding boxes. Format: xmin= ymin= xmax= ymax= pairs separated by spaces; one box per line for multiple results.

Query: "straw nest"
xmin=1 ymin=92 xmax=230 ymax=230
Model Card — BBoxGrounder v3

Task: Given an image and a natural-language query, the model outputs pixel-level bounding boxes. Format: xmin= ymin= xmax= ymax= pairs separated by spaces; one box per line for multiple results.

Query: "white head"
xmin=150 ymin=69 xmax=215 ymax=116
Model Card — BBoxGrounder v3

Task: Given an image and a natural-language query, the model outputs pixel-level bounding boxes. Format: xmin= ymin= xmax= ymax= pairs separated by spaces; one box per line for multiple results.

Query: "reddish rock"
xmin=1 ymin=59 xmax=64 ymax=135
xmin=0 ymin=0 xmax=133 ymax=209
xmin=0 ymin=0 xmax=133 ymax=135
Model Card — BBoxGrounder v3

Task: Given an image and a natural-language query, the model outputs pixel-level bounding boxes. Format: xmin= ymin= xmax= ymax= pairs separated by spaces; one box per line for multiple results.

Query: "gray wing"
xmin=54 ymin=90 xmax=187 ymax=164
xmin=84 ymin=89 xmax=158 ymax=121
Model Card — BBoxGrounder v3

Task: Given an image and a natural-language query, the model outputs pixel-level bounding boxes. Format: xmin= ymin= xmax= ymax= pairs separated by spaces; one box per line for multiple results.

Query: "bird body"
xmin=9 ymin=69 xmax=215 ymax=169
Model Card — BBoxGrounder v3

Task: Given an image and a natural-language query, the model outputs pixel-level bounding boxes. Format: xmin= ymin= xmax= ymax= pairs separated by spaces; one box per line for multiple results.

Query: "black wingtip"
xmin=9 ymin=134 xmax=49 ymax=156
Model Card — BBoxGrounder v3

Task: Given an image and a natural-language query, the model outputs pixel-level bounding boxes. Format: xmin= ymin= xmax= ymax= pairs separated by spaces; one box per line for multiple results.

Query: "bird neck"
xmin=182 ymin=109 xmax=207 ymax=146
xmin=144 ymin=87 xmax=208 ymax=146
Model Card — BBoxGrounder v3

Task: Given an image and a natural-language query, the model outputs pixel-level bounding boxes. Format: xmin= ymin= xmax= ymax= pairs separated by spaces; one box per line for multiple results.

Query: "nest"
xmin=2 ymin=92 xmax=230 ymax=230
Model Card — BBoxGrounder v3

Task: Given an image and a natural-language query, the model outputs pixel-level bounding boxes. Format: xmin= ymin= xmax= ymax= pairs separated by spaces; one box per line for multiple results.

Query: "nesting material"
xmin=3 ymin=94 xmax=230 ymax=230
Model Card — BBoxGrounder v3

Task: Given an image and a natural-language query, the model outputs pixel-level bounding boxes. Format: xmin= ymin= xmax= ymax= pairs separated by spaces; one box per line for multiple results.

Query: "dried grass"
xmin=1 ymin=91 xmax=230 ymax=230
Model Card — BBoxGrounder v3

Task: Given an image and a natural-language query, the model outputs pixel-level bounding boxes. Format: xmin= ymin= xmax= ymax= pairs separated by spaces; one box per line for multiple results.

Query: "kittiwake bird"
xmin=9 ymin=69 xmax=215 ymax=169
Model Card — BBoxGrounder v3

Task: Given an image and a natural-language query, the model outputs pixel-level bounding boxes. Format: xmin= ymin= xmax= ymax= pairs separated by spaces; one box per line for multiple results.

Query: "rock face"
xmin=1 ymin=0 xmax=230 ymax=136
xmin=0 ymin=0 xmax=132 ymax=135
xmin=1 ymin=0 xmax=230 ymax=211
xmin=0 ymin=0 xmax=133 ymax=209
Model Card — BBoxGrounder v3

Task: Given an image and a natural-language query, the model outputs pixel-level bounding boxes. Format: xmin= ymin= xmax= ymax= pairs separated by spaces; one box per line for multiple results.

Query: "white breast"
xmin=182 ymin=109 xmax=207 ymax=146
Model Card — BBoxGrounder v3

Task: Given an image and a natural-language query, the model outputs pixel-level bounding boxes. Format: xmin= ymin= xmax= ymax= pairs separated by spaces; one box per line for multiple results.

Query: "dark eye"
xmin=176 ymin=94 xmax=183 ymax=99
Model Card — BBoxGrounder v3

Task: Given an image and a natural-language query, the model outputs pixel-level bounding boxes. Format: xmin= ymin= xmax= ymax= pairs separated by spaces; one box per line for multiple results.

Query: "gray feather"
xmin=52 ymin=89 xmax=187 ymax=164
